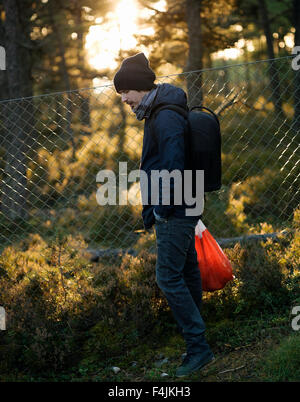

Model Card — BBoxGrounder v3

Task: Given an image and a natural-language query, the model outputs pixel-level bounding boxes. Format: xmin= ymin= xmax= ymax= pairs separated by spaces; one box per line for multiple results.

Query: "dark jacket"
xmin=140 ymin=83 xmax=201 ymax=230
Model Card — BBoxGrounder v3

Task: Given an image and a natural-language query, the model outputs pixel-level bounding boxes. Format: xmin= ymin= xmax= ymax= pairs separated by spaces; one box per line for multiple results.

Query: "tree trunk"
xmin=0 ymin=11 xmax=9 ymax=148
xmin=259 ymin=0 xmax=284 ymax=116
xmin=117 ymin=96 xmax=127 ymax=155
xmin=0 ymin=9 xmax=8 ymax=101
xmin=79 ymin=95 xmax=91 ymax=135
xmin=185 ymin=0 xmax=203 ymax=107
xmin=49 ymin=5 xmax=76 ymax=160
xmin=293 ymin=0 xmax=300 ymax=132
xmin=1 ymin=0 xmax=32 ymax=220
xmin=74 ymin=0 xmax=91 ymax=134
xmin=244 ymin=47 xmax=252 ymax=95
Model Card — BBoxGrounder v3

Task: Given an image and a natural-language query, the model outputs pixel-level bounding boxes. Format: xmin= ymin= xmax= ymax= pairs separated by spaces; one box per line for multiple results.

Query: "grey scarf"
xmin=133 ymin=85 xmax=160 ymax=121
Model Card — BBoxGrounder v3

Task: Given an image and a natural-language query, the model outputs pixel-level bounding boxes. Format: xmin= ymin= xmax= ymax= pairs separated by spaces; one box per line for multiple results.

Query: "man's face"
xmin=120 ymin=90 xmax=149 ymax=111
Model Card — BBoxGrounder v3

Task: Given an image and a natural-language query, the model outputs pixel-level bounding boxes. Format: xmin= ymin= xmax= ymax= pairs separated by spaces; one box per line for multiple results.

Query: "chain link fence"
xmin=0 ymin=56 xmax=299 ymax=259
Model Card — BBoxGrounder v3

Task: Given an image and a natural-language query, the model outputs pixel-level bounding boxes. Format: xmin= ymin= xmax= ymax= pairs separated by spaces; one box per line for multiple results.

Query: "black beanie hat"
xmin=113 ymin=53 xmax=156 ymax=93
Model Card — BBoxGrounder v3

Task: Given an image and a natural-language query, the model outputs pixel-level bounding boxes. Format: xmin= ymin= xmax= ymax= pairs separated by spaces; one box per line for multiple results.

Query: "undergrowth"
xmin=0 ymin=209 xmax=299 ymax=381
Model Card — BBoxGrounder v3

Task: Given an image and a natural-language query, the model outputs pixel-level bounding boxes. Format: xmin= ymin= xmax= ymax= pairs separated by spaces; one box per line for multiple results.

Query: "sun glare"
xmin=116 ymin=0 xmax=139 ymax=50
xmin=85 ymin=0 xmax=165 ymax=72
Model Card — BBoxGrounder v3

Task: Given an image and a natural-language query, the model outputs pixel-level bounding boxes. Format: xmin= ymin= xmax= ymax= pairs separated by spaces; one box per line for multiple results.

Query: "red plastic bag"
xmin=195 ymin=220 xmax=234 ymax=292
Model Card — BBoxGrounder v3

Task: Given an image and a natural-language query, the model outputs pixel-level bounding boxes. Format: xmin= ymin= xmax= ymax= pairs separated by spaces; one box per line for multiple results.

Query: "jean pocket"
xmin=155 ymin=217 xmax=168 ymax=225
xmin=155 ymin=219 xmax=168 ymax=226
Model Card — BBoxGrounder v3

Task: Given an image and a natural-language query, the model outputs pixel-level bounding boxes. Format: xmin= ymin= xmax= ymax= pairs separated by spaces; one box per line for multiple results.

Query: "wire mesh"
xmin=0 ymin=56 xmax=299 ymax=259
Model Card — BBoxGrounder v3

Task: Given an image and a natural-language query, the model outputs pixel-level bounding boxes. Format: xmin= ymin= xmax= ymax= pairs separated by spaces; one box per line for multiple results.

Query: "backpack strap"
xmin=148 ymin=103 xmax=189 ymax=143
xmin=149 ymin=103 xmax=189 ymax=123
xmin=148 ymin=104 xmax=219 ymax=137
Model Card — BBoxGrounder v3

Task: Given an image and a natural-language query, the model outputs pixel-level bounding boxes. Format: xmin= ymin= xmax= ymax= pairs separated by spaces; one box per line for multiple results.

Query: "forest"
xmin=0 ymin=0 xmax=299 ymax=383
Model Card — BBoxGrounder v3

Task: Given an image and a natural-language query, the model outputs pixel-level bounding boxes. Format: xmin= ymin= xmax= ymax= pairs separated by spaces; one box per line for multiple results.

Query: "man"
xmin=113 ymin=52 xmax=214 ymax=377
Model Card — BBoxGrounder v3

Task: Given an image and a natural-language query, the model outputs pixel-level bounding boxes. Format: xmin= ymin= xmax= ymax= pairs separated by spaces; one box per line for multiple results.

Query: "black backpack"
xmin=149 ymin=103 xmax=222 ymax=193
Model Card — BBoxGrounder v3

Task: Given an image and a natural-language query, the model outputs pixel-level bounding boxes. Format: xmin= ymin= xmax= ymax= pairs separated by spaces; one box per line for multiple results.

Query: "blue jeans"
xmin=155 ymin=215 xmax=212 ymax=355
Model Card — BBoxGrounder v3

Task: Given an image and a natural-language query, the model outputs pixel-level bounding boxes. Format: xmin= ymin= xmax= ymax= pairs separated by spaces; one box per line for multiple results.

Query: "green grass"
xmin=257 ymin=333 xmax=300 ymax=381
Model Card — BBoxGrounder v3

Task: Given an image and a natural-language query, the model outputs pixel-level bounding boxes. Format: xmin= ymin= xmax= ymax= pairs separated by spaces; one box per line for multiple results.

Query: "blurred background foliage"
xmin=0 ymin=0 xmax=298 ymax=249
xmin=0 ymin=0 xmax=299 ymax=381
